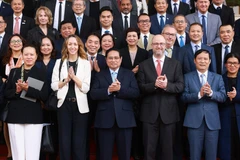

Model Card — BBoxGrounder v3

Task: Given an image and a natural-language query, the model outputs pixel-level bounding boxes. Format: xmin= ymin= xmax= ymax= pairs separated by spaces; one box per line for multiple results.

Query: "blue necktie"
xmin=111 ymin=72 xmax=117 ymax=82
xmin=144 ymin=35 xmax=148 ymax=50
xmin=105 ymin=30 xmax=110 ymax=34
xmin=179 ymin=36 xmax=184 ymax=47
xmin=182 ymin=0 xmax=186 ymax=3
xmin=195 ymin=45 xmax=199 ymax=53
xmin=160 ymin=15 xmax=165 ymax=33
xmin=202 ymin=15 xmax=207 ymax=44
xmin=224 ymin=45 xmax=229 ymax=57
xmin=173 ymin=3 xmax=178 ymax=16
xmin=77 ymin=16 xmax=82 ymax=34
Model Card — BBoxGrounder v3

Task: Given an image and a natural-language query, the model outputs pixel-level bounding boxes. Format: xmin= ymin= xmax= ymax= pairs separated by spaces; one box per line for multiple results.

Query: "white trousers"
xmin=8 ymin=123 xmax=43 ymax=160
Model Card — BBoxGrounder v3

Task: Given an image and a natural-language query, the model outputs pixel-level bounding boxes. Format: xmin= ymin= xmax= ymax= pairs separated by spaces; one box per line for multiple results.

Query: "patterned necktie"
xmin=144 ymin=35 xmax=148 ymax=50
xmin=202 ymin=15 xmax=207 ymax=44
xmin=166 ymin=48 xmax=172 ymax=58
xmin=179 ymin=36 xmax=184 ymax=47
xmin=173 ymin=3 xmax=178 ymax=16
xmin=14 ymin=17 xmax=20 ymax=34
xmin=156 ymin=60 xmax=162 ymax=76
xmin=111 ymin=71 xmax=117 ymax=82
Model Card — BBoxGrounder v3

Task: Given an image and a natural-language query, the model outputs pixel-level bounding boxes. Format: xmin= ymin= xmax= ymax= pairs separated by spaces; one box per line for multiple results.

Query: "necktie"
xmin=111 ymin=71 xmax=117 ymax=82
xmin=173 ymin=3 xmax=178 ymax=16
xmin=160 ymin=15 xmax=164 ymax=33
xmin=195 ymin=45 xmax=199 ymax=53
xmin=200 ymin=74 xmax=206 ymax=86
xmin=156 ymin=60 xmax=162 ymax=76
xmin=224 ymin=45 xmax=229 ymax=57
xmin=179 ymin=36 xmax=184 ymax=47
xmin=0 ymin=36 xmax=2 ymax=50
xmin=77 ymin=16 xmax=82 ymax=34
xmin=58 ymin=2 xmax=62 ymax=29
xmin=14 ymin=17 xmax=20 ymax=34
xmin=144 ymin=35 xmax=148 ymax=50
xmin=166 ymin=48 xmax=172 ymax=58
xmin=216 ymin=7 xmax=222 ymax=16
xmin=91 ymin=56 xmax=95 ymax=61
xmin=105 ymin=30 xmax=110 ymax=34
xmin=182 ymin=0 xmax=186 ymax=3
xmin=124 ymin=16 xmax=128 ymax=30
xmin=202 ymin=15 xmax=207 ymax=44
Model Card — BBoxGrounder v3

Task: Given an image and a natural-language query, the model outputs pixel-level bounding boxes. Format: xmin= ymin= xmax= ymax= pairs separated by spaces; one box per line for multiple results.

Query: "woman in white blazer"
xmin=51 ymin=35 xmax=91 ymax=160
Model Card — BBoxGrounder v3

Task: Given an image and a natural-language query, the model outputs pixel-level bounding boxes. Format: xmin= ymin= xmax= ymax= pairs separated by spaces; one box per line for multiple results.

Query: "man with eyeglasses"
xmin=212 ymin=24 xmax=240 ymax=75
xmin=90 ymin=48 xmax=139 ymax=160
xmin=181 ymin=23 xmax=216 ymax=74
xmin=69 ymin=0 xmax=96 ymax=43
xmin=137 ymin=34 xmax=184 ymax=160
xmin=173 ymin=14 xmax=190 ymax=47
xmin=0 ymin=16 xmax=11 ymax=57
xmin=137 ymin=13 xmax=154 ymax=51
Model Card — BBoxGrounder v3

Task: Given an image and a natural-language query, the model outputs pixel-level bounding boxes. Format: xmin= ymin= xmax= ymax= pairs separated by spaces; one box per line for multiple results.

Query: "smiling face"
xmin=151 ymin=35 xmax=166 ymax=59
xmin=67 ymin=37 xmax=79 ymax=55
xmin=173 ymin=15 xmax=187 ymax=33
xmin=106 ymin=50 xmax=122 ymax=71
xmin=72 ymin=0 xmax=86 ymax=15
xmin=11 ymin=0 xmax=24 ymax=15
xmin=0 ymin=16 xmax=7 ymax=34
xmin=101 ymin=35 xmax=114 ymax=52
xmin=219 ymin=25 xmax=234 ymax=45
xmin=126 ymin=31 xmax=138 ymax=46
xmin=225 ymin=57 xmax=240 ymax=75
xmin=196 ymin=0 xmax=210 ymax=14
xmin=60 ymin=23 xmax=76 ymax=39
xmin=120 ymin=0 xmax=132 ymax=14
xmin=189 ymin=24 xmax=203 ymax=44
xmin=194 ymin=51 xmax=211 ymax=73
xmin=99 ymin=11 xmax=113 ymax=29
xmin=22 ymin=46 xmax=38 ymax=69
xmin=9 ymin=36 xmax=23 ymax=52
xmin=85 ymin=35 xmax=100 ymax=55
xmin=154 ymin=0 xmax=168 ymax=14
xmin=162 ymin=27 xmax=177 ymax=48
xmin=137 ymin=15 xmax=151 ymax=34
xmin=40 ymin=37 xmax=53 ymax=56
xmin=37 ymin=9 xmax=49 ymax=25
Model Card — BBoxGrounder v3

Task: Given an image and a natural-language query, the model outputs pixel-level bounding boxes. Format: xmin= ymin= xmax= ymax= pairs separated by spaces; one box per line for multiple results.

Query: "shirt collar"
xmin=171 ymin=0 xmax=180 ymax=6
xmin=197 ymin=70 xmax=208 ymax=78
xmin=74 ymin=13 xmax=84 ymax=18
xmin=14 ymin=14 xmax=23 ymax=19
xmin=221 ymin=41 xmax=233 ymax=49
xmin=87 ymin=52 xmax=98 ymax=58
xmin=198 ymin=11 xmax=208 ymax=18
xmin=121 ymin=12 xmax=130 ymax=17
xmin=213 ymin=3 xmax=223 ymax=9
xmin=152 ymin=54 xmax=165 ymax=63
xmin=109 ymin=68 xmax=120 ymax=74
xmin=191 ymin=41 xmax=201 ymax=48
xmin=157 ymin=13 xmax=167 ymax=18
xmin=102 ymin=27 xmax=113 ymax=35
xmin=176 ymin=32 xmax=186 ymax=39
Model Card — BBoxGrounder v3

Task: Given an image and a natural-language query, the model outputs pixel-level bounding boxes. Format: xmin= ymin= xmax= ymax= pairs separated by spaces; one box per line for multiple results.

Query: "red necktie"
xmin=156 ymin=60 xmax=162 ymax=76
xmin=14 ymin=17 xmax=20 ymax=34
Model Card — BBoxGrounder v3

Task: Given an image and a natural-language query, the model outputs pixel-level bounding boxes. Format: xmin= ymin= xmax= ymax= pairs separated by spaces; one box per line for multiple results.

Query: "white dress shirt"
xmin=53 ymin=0 xmax=66 ymax=30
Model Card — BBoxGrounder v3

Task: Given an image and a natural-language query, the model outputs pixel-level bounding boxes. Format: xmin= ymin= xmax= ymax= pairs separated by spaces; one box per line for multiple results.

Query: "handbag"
xmin=41 ymin=124 xmax=55 ymax=153
xmin=44 ymin=60 xmax=63 ymax=110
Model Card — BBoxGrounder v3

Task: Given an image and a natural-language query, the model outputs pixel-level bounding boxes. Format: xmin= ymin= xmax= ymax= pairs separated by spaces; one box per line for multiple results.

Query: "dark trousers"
xmin=58 ymin=100 xmax=89 ymax=160
xmin=97 ymin=125 xmax=132 ymax=160
xmin=143 ymin=116 xmax=176 ymax=160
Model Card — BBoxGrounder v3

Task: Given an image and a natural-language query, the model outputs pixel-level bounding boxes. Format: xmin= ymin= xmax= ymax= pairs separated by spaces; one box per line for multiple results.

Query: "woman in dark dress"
xmin=219 ymin=53 xmax=240 ymax=160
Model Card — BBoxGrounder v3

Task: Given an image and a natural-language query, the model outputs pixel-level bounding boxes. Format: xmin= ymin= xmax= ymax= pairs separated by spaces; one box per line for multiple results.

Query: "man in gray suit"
xmin=185 ymin=0 xmax=221 ymax=45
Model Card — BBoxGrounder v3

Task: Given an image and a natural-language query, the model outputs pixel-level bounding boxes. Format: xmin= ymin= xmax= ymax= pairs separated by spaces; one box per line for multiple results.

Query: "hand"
xmin=68 ymin=66 xmax=75 ymax=79
xmin=93 ymin=59 xmax=100 ymax=72
xmin=17 ymin=81 xmax=29 ymax=91
xmin=157 ymin=74 xmax=168 ymax=89
xmin=200 ymin=82 xmax=212 ymax=97
xmin=227 ymin=87 xmax=237 ymax=101
xmin=15 ymin=83 xmax=22 ymax=93
xmin=108 ymin=79 xmax=121 ymax=92
xmin=132 ymin=65 xmax=139 ymax=74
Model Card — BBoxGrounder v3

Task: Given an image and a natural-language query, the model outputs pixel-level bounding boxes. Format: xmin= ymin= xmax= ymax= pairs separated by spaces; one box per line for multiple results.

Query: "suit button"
xmin=114 ymin=95 xmax=116 ymax=97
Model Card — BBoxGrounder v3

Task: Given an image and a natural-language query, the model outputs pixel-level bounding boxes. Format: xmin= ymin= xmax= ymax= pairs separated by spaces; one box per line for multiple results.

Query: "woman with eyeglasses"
xmin=51 ymin=35 xmax=91 ymax=160
xmin=218 ymin=52 xmax=240 ymax=160
xmin=0 ymin=34 xmax=26 ymax=160
xmin=4 ymin=44 xmax=48 ymax=160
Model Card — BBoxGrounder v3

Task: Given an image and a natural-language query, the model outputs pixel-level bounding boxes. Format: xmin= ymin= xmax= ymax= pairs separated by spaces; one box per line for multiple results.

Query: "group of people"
xmin=0 ymin=0 xmax=239 ymax=160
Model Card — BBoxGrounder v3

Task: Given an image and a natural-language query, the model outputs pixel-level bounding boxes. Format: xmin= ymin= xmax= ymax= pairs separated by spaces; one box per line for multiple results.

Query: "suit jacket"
xmin=0 ymin=33 xmax=11 ymax=57
xmin=208 ymin=4 xmax=234 ymax=27
xmin=90 ymin=67 xmax=139 ymax=128
xmin=70 ymin=14 xmax=97 ymax=42
xmin=54 ymin=37 xmax=64 ymax=59
xmin=166 ymin=1 xmax=190 ymax=16
xmin=174 ymin=32 xmax=191 ymax=47
xmin=5 ymin=15 xmax=35 ymax=39
xmin=51 ymin=58 xmax=91 ymax=113
xmin=137 ymin=33 xmax=154 ymax=51
xmin=150 ymin=13 xmax=174 ymax=34
xmin=212 ymin=41 xmax=240 ymax=75
xmin=182 ymin=43 xmax=217 ymax=74
xmin=0 ymin=1 xmax=13 ymax=18
xmin=120 ymin=46 xmax=149 ymax=70
xmin=90 ymin=54 xmax=107 ymax=84
xmin=234 ymin=19 xmax=240 ymax=42
xmin=137 ymin=56 xmax=184 ymax=124
xmin=186 ymin=12 xmax=222 ymax=45
xmin=112 ymin=14 xmax=138 ymax=32
xmin=182 ymin=71 xmax=226 ymax=130
xmin=5 ymin=65 xmax=48 ymax=124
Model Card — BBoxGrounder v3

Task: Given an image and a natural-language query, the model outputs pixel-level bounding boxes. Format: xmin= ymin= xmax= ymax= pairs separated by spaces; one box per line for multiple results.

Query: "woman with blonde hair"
xmin=51 ymin=35 xmax=91 ymax=160
xmin=27 ymin=6 xmax=59 ymax=46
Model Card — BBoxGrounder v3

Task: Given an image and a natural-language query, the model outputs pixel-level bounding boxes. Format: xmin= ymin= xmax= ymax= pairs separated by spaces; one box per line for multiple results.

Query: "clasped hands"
xmin=16 ymin=79 xmax=28 ymax=93
xmin=108 ymin=79 xmax=121 ymax=93
xmin=90 ymin=57 xmax=100 ymax=72
xmin=200 ymin=82 xmax=212 ymax=97
xmin=227 ymin=87 xmax=237 ymax=101
xmin=155 ymin=74 xmax=167 ymax=89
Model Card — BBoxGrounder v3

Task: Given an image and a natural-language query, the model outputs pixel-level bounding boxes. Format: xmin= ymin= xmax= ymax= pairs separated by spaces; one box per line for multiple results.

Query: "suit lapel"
xmin=116 ymin=67 xmax=124 ymax=83
xmin=104 ymin=69 xmax=113 ymax=85
xmin=193 ymin=71 xmax=202 ymax=89
xmin=207 ymin=71 xmax=214 ymax=86
xmin=193 ymin=12 xmax=200 ymax=23
xmin=161 ymin=57 xmax=170 ymax=75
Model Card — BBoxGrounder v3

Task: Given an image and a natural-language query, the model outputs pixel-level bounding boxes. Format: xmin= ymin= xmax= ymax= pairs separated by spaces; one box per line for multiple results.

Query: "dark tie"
xmin=58 ymin=2 xmax=62 ymax=29
xmin=224 ymin=45 xmax=229 ymax=57
xmin=160 ymin=15 xmax=164 ymax=33
xmin=104 ymin=30 xmax=110 ymax=34
xmin=202 ymin=15 xmax=207 ymax=44
xmin=91 ymin=56 xmax=95 ymax=61
xmin=182 ymin=0 xmax=186 ymax=3
xmin=195 ymin=45 xmax=199 ymax=53
xmin=124 ymin=16 xmax=128 ymax=30
xmin=173 ymin=3 xmax=178 ymax=16
xmin=179 ymin=36 xmax=184 ymax=47
xmin=216 ymin=7 xmax=222 ymax=16
xmin=0 ymin=36 xmax=2 ymax=50
xmin=144 ymin=35 xmax=148 ymax=50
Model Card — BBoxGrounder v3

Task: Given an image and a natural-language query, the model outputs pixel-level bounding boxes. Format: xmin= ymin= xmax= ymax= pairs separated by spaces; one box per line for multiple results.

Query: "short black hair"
xmin=224 ymin=52 xmax=240 ymax=64
xmin=125 ymin=27 xmax=140 ymax=39
xmin=99 ymin=6 xmax=113 ymax=15
xmin=137 ymin=13 xmax=150 ymax=23
xmin=189 ymin=22 xmax=203 ymax=32
xmin=100 ymin=33 xmax=115 ymax=47
xmin=194 ymin=49 xmax=211 ymax=60
xmin=59 ymin=20 xmax=76 ymax=29
xmin=105 ymin=48 xmax=121 ymax=58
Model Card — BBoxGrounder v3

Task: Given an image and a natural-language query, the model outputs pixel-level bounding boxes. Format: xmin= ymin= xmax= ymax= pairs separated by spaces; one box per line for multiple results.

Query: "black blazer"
xmin=70 ymin=14 xmax=97 ymax=42
xmin=166 ymin=1 xmax=190 ymax=16
xmin=137 ymin=56 xmax=184 ymax=124
xmin=112 ymin=14 xmax=138 ymax=32
xmin=27 ymin=26 xmax=60 ymax=45
xmin=4 ymin=65 xmax=48 ymax=124
xmin=5 ymin=15 xmax=35 ymax=39
xmin=174 ymin=32 xmax=191 ymax=47
xmin=212 ymin=41 xmax=240 ymax=74
xmin=0 ymin=1 xmax=13 ymax=18
xmin=234 ymin=19 xmax=240 ymax=42
xmin=0 ymin=33 xmax=11 ymax=57
xmin=120 ymin=46 xmax=149 ymax=70
xmin=208 ymin=4 xmax=234 ymax=27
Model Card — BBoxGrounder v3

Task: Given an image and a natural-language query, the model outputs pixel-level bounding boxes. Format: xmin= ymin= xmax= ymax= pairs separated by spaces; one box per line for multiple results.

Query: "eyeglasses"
xmin=152 ymin=43 xmax=166 ymax=47
xmin=138 ymin=20 xmax=150 ymax=24
xmin=174 ymin=20 xmax=186 ymax=24
xmin=162 ymin=32 xmax=176 ymax=37
xmin=10 ymin=40 xmax=22 ymax=44
xmin=107 ymin=56 xmax=120 ymax=60
xmin=226 ymin=62 xmax=239 ymax=66
xmin=73 ymin=3 xmax=84 ymax=7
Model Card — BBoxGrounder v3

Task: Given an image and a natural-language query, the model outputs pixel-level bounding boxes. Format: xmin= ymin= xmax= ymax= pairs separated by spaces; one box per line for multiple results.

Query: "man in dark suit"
xmin=234 ymin=19 xmax=240 ymax=42
xmin=95 ymin=6 xmax=124 ymax=49
xmin=166 ymin=0 xmax=190 ymax=16
xmin=182 ymin=49 xmax=226 ymax=160
xmin=208 ymin=0 xmax=234 ymax=27
xmin=173 ymin=14 xmax=190 ymax=47
xmin=212 ymin=24 xmax=240 ymax=75
xmin=181 ymin=23 xmax=217 ymax=74
xmin=70 ymin=0 xmax=96 ymax=43
xmin=4 ymin=0 xmax=35 ymax=39
xmin=150 ymin=0 xmax=174 ymax=35
xmin=44 ymin=0 xmax=73 ymax=30
xmin=0 ymin=0 xmax=13 ymax=18
xmin=111 ymin=0 xmax=138 ymax=17
xmin=90 ymin=48 xmax=139 ymax=160
xmin=137 ymin=34 xmax=184 ymax=160
xmin=112 ymin=0 xmax=138 ymax=32
xmin=0 ymin=16 xmax=10 ymax=57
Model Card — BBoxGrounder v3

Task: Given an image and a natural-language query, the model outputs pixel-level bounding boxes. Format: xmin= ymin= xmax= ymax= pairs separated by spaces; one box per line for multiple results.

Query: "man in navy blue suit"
xmin=90 ymin=48 xmax=139 ymax=160
xmin=181 ymin=23 xmax=217 ymax=74
xmin=0 ymin=0 xmax=13 ymax=18
xmin=182 ymin=49 xmax=226 ymax=160
xmin=150 ymin=0 xmax=174 ymax=35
